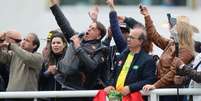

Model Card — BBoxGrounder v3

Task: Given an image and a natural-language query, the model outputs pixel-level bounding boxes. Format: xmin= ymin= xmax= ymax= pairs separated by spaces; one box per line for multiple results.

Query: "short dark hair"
xmin=29 ymin=33 xmax=40 ymax=52
xmin=138 ymin=32 xmax=146 ymax=41
xmin=48 ymin=30 xmax=63 ymax=41
xmin=96 ymin=21 xmax=106 ymax=39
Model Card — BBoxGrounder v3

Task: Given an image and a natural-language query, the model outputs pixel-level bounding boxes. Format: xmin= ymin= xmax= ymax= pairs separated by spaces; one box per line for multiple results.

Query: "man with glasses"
xmin=104 ymin=27 xmax=156 ymax=100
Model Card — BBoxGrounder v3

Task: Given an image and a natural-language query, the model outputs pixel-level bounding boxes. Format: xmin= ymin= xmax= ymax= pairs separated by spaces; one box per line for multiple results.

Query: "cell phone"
xmin=167 ymin=13 xmax=176 ymax=28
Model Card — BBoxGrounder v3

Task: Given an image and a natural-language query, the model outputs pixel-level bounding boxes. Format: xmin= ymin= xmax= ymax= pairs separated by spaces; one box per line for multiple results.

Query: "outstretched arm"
xmin=140 ymin=6 xmax=169 ymax=50
xmin=49 ymin=0 xmax=75 ymax=42
xmin=88 ymin=5 xmax=99 ymax=23
xmin=106 ymin=0 xmax=127 ymax=53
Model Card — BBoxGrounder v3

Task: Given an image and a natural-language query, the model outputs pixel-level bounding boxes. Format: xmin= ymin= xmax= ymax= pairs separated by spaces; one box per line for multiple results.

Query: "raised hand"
xmin=106 ymin=0 xmax=114 ymax=9
xmin=88 ymin=5 xmax=99 ymax=22
xmin=0 ymin=32 xmax=6 ymax=42
xmin=49 ymin=0 xmax=60 ymax=6
xmin=139 ymin=5 xmax=149 ymax=17
xmin=117 ymin=16 xmax=126 ymax=23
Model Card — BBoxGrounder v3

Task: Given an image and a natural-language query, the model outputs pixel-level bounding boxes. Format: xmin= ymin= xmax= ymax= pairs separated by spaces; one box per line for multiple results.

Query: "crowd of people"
xmin=0 ymin=0 xmax=201 ymax=101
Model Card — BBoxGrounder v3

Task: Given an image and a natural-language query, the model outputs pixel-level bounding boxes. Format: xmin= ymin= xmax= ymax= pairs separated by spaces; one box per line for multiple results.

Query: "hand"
xmin=143 ymin=84 xmax=156 ymax=92
xmin=174 ymin=75 xmax=185 ymax=85
xmin=117 ymin=16 xmax=126 ymax=23
xmin=106 ymin=0 xmax=114 ymax=9
xmin=88 ymin=5 xmax=99 ymax=22
xmin=70 ymin=35 xmax=81 ymax=49
xmin=47 ymin=65 xmax=58 ymax=75
xmin=172 ymin=57 xmax=184 ymax=69
xmin=119 ymin=86 xmax=130 ymax=96
xmin=104 ymin=86 xmax=115 ymax=94
xmin=0 ymin=41 xmax=9 ymax=48
xmin=49 ymin=0 xmax=60 ymax=6
xmin=0 ymin=32 xmax=6 ymax=42
xmin=139 ymin=5 xmax=149 ymax=17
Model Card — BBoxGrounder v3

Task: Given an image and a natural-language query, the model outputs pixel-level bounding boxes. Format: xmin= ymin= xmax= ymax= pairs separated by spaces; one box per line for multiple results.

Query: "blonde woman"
xmin=140 ymin=6 xmax=195 ymax=101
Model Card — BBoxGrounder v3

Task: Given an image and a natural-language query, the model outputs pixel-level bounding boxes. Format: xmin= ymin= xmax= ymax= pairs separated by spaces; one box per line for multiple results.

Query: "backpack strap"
xmin=194 ymin=60 xmax=201 ymax=70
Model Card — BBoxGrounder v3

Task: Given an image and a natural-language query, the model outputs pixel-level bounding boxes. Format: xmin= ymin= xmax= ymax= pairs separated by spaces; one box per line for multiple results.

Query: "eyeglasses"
xmin=127 ymin=35 xmax=139 ymax=40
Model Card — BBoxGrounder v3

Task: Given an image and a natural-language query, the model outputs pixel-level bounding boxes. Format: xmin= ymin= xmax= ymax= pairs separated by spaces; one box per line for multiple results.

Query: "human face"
xmin=51 ymin=37 xmax=65 ymax=54
xmin=127 ymin=28 xmax=143 ymax=51
xmin=83 ymin=22 xmax=101 ymax=41
xmin=20 ymin=34 xmax=36 ymax=52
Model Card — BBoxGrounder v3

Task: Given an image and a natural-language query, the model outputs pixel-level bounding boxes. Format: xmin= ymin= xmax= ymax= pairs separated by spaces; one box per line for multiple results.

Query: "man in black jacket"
xmin=49 ymin=0 xmax=108 ymax=91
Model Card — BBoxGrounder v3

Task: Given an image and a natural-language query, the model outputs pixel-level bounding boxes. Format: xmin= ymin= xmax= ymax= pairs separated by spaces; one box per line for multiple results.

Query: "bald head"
xmin=5 ymin=30 xmax=22 ymax=43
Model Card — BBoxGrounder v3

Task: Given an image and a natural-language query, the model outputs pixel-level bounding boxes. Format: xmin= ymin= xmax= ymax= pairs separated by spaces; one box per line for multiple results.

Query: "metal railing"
xmin=0 ymin=88 xmax=201 ymax=101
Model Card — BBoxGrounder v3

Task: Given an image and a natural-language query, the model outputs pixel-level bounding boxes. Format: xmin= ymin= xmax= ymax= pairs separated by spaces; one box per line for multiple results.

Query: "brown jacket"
xmin=145 ymin=15 xmax=194 ymax=88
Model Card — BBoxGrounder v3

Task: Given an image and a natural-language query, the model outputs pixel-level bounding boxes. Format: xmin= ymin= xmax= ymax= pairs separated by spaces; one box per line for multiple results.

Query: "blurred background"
xmin=0 ymin=0 xmax=201 ymax=55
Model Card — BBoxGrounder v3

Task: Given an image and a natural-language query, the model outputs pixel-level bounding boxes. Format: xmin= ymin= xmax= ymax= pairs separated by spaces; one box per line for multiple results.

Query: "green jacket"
xmin=0 ymin=43 xmax=43 ymax=91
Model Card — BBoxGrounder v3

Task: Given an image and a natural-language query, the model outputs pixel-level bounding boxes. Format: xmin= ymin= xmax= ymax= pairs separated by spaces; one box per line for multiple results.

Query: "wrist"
xmin=109 ymin=5 xmax=115 ymax=11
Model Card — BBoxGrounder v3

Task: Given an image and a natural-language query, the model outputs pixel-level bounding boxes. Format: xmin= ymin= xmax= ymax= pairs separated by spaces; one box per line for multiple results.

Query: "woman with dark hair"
xmin=38 ymin=30 xmax=67 ymax=101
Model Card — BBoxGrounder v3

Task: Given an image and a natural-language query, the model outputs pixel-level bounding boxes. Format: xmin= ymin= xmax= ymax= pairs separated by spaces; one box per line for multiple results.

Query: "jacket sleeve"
xmin=129 ymin=58 xmax=157 ymax=92
xmin=10 ymin=43 xmax=43 ymax=70
xmin=154 ymin=48 xmax=194 ymax=88
xmin=75 ymin=47 xmax=106 ymax=72
xmin=109 ymin=11 xmax=127 ymax=53
xmin=0 ymin=49 xmax=12 ymax=64
xmin=50 ymin=4 xmax=75 ymax=42
xmin=144 ymin=15 xmax=169 ymax=50
xmin=178 ymin=65 xmax=201 ymax=83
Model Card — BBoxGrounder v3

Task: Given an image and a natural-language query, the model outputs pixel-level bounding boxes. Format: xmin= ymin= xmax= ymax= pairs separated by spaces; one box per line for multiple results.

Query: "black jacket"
xmin=111 ymin=49 xmax=156 ymax=92
xmin=50 ymin=4 xmax=108 ymax=90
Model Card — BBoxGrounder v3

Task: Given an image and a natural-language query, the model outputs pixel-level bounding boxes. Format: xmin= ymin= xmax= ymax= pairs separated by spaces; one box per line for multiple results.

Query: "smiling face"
xmin=51 ymin=37 xmax=66 ymax=54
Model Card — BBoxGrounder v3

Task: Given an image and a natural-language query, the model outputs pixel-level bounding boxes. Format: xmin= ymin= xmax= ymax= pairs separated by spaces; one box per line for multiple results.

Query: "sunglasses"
xmin=8 ymin=37 xmax=22 ymax=43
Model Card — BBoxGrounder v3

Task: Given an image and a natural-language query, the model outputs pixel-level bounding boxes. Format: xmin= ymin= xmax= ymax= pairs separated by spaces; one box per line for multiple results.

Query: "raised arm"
xmin=106 ymin=0 xmax=127 ymax=53
xmin=9 ymin=43 xmax=43 ymax=70
xmin=0 ymin=33 xmax=12 ymax=64
xmin=140 ymin=6 xmax=169 ymax=50
xmin=49 ymin=0 xmax=75 ymax=42
xmin=88 ymin=5 xmax=99 ymax=23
